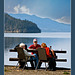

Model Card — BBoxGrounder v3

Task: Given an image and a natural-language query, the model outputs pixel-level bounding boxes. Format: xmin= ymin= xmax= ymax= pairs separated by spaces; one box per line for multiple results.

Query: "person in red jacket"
xmin=28 ymin=39 xmax=41 ymax=54
xmin=28 ymin=39 xmax=41 ymax=69
xmin=41 ymin=43 xmax=56 ymax=71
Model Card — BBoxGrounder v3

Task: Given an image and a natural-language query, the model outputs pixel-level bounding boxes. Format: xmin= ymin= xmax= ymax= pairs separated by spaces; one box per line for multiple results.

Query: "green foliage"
xmin=63 ymin=71 xmax=70 ymax=74
xmin=4 ymin=67 xmax=10 ymax=72
xmin=5 ymin=13 xmax=41 ymax=33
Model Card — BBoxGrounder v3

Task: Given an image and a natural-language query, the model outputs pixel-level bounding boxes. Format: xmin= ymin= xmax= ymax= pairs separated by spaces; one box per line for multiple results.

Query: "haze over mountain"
xmin=9 ymin=14 xmax=71 ymax=32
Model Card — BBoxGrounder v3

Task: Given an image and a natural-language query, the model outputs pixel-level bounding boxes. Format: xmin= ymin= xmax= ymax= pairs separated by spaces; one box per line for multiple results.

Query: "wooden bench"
xmin=9 ymin=48 xmax=67 ymax=62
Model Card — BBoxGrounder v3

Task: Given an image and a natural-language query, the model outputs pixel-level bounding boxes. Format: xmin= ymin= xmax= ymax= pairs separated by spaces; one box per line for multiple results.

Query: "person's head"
xmin=41 ymin=43 xmax=47 ymax=48
xmin=33 ymin=39 xmax=37 ymax=46
xmin=19 ymin=43 xmax=25 ymax=49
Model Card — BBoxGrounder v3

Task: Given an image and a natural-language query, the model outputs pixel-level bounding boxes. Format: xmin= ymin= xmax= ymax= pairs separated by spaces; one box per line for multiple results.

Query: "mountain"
xmin=5 ymin=13 xmax=41 ymax=33
xmin=9 ymin=14 xmax=71 ymax=32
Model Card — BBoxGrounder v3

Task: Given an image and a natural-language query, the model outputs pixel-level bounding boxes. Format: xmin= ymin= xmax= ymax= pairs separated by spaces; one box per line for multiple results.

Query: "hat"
xmin=33 ymin=39 xmax=37 ymax=42
xmin=19 ymin=43 xmax=25 ymax=47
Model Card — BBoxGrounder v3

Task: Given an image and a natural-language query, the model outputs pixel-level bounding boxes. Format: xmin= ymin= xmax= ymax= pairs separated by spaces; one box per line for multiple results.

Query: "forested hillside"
xmin=5 ymin=13 xmax=41 ymax=33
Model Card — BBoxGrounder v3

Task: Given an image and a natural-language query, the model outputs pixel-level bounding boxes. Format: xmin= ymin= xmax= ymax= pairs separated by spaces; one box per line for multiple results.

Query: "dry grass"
xmin=4 ymin=66 xmax=71 ymax=75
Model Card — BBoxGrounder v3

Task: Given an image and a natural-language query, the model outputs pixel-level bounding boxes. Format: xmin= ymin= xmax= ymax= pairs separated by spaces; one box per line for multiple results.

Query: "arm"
xmin=28 ymin=45 xmax=34 ymax=54
xmin=46 ymin=48 xmax=52 ymax=58
xmin=28 ymin=48 xmax=34 ymax=50
xmin=28 ymin=45 xmax=33 ymax=49
xmin=23 ymin=50 xmax=34 ymax=57
xmin=51 ymin=49 xmax=56 ymax=58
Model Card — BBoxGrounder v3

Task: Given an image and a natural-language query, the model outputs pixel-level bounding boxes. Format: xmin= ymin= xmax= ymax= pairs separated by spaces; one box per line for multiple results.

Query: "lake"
xmin=4 ymin=32 xmax=71 ymax=68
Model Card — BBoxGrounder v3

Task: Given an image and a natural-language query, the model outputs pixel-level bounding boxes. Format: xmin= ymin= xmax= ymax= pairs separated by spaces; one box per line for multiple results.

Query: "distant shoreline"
xmin=4 ymin=32 xmax=71 ymax=38
xmin=4 ymin=31 xmax=71 ymax=33
xmin=4 ymin=31 xmax=41 ymax=33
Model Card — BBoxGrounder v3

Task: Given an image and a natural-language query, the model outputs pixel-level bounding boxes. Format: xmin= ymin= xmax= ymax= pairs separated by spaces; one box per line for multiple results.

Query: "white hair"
xmin=19 ymin=43 xmax=25 ymax=47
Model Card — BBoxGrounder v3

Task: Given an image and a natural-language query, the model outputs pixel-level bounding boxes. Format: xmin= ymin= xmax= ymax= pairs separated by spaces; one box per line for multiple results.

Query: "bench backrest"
xmin=16 ymin=47 xmax=25 ymax=60
xmin=36 ymin=48 xmax=47 ymax=61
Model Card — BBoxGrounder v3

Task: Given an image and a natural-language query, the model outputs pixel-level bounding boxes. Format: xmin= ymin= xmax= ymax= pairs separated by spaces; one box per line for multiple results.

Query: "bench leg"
xmin=22 ymin=62 xmax=27 ymax=70
xmin=35 ymin=60 xmax=40 ymax=70
xmin=45 ymin=62 xmax=47 ymax=71
xmin=16 ymin=62 xmax=19 ymax=68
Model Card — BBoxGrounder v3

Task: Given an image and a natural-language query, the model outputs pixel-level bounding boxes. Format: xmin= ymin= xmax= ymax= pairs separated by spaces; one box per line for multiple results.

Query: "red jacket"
xmin=29 ymin=44 xmax=41 ymax=54
xmin=45 ymin=47 xmax=52 ymax=58
xmin=29 ymin=44 xmax=41 ymax=49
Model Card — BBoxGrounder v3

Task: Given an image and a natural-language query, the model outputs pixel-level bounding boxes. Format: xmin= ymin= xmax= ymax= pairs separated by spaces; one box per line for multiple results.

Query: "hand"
xmin=34 ymin=55 xmax=35 ymax=57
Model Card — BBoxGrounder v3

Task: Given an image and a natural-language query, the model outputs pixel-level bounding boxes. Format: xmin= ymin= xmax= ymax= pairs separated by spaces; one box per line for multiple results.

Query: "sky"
xmin=4 ymin=0 xmax=71 ymax=24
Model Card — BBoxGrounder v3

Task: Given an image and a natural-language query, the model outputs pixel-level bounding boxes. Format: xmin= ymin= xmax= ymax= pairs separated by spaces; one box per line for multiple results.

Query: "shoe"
xmin=51 ymin=68 xmax=56 ymax=71
xmin=19 ymin=66 xmax=23 ymax=69
xmin=31 ymin=67 xmax=35 ymax=70
xmin=48 ymin=68 xmax=56 ymax=71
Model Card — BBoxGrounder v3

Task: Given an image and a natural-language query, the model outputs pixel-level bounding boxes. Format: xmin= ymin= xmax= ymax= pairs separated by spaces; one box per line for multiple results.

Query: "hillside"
xmin=9 ymin=14 xmax=71 ymax=32
xmin=5 ymin=13 xmax=41 ymax=33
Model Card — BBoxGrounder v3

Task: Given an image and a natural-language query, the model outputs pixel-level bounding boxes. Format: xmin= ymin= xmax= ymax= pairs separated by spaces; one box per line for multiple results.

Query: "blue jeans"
xmin=30 ymin=54 xmax=38 ymax=68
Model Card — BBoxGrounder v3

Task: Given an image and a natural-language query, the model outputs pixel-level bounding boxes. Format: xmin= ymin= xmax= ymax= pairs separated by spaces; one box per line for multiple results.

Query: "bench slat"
xmin=10 ymin=49 xmax=66 ymax=53
xmin=9 ymin=58 xmax=19 ymax=61
xmin=54 ymin=51 xmax=66 ymax=53
xmin=9 ymin=58 xmax=67 ymax=62
xmin=55 ymin=59 xmax=67 ymax=62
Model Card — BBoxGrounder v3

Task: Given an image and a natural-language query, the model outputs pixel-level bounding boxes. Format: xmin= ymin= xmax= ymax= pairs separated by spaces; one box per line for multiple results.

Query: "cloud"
xmin=5 ymin=4 xmax=71 ymax=25
xmin=14 ymin=4 xmax=31 ymax=15
xmin=14 ymin=4 xmax=20 ymax=14
xmin=54 ymin=16 xmax=71 ymax=24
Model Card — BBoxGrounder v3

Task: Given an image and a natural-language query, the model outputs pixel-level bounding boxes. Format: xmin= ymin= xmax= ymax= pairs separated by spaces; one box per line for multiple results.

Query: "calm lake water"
xmin=4 ymin=32 xmax=71 ymax=68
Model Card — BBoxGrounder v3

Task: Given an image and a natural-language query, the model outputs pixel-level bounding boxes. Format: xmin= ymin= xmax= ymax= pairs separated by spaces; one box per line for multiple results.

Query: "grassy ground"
xmin=4 ymin=66 xmax=71 ymax=75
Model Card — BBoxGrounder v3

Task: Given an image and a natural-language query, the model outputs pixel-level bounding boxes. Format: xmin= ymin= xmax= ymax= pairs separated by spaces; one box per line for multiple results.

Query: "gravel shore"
xmin=4 ymin=66 xmax=71 ymax=75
